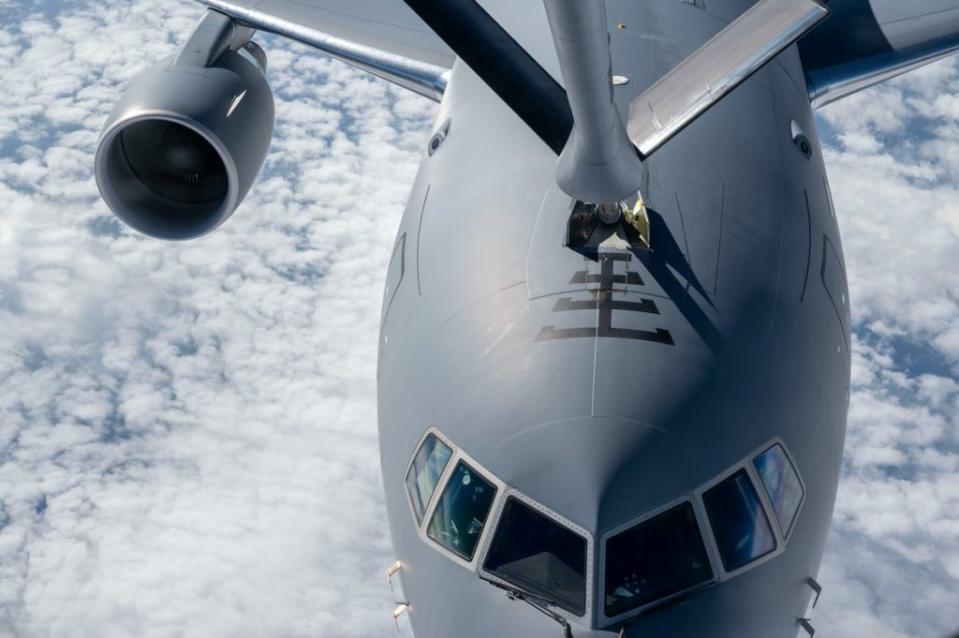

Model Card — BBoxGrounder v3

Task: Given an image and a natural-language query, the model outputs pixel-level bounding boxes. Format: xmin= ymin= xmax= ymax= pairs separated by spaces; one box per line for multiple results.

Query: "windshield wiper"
xmin=478 ymin=574 xmax=574 ymax=638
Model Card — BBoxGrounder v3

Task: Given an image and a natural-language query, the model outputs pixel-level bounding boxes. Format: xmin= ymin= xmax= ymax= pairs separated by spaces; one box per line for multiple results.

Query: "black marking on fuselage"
xmin=570 ymin=269 xmax=643 ymax=286
xmin=552 ymin=297 xmax=659 ymax=314
xmin=633 ymin=209 xmax=723 ymax=353
xmin=537 ymin=252 xmax=675 ymax=344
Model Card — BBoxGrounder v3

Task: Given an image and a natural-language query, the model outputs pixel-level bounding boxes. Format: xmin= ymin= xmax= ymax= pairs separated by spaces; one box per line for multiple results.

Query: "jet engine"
xmin=94 ymin=13 xmax=274 ymax=240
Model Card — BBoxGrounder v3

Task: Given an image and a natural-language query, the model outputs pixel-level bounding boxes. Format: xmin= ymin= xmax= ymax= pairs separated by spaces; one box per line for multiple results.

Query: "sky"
xmin=0 ymin=1 xmax=956 ymax=637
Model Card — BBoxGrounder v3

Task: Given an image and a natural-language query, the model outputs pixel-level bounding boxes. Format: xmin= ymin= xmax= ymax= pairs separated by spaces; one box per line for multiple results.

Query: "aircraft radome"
xmin=92 ymin=1 xmax=959 ymax=636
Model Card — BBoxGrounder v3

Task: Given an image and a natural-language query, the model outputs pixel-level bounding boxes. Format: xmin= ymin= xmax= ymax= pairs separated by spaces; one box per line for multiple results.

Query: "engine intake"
xmin=95 ymin=35 xmax=274 ymax=240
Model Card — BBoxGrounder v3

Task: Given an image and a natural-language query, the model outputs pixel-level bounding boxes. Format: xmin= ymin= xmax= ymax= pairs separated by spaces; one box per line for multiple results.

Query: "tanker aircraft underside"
xmin=93 ymin=1 xmax=959 ymax=636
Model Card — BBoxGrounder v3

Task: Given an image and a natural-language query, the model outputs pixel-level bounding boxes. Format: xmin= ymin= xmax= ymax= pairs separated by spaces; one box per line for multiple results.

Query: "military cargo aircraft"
xmin=92 ymin=1 xmax=959 ymax=636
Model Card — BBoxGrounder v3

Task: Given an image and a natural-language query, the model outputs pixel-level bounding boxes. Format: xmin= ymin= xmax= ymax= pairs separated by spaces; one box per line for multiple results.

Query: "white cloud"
xmin=0 ymin=1 xmax=957 ymax=637
xmin=815 ymin=61 xmax=959 ymax=637
xmin=0 ymin=1 xmax=430 ymax=636
xmin=818 ymin=68 xmax=959 ymax=364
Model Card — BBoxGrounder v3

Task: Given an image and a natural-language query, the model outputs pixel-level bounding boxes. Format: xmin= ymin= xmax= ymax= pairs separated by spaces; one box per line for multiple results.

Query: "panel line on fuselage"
xmin=415 ymin=184 xmax=430 ymax=295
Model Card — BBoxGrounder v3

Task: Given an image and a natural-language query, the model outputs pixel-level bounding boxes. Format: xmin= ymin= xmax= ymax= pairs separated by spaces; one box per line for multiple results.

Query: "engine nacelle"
xmin=95 ymin=40 xmax=274 ymax=240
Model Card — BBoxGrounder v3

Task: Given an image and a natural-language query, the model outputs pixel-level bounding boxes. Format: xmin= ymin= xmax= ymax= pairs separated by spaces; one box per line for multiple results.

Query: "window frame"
xmin=699 ymin=467 xmax=779 ymax=573
xmin=477 ymin=489 xmax=594 ymax=622
xmin=751 ymin=441 xmax=806 ymax=540
xmin=410 ymin=432 xmax=507 ymax=570
xmin=403 ymin=427 xmax=457 ymax=529
xmin=404 ymin=429 xmax=806 ymax=628
xmin=597 ymin=494 xmax=718 ymax=627
xmin=693 ymin=438 xmax=799 ymax=581
xmin=597 ymin=438 xmax=805 ymax=628
xmin=426 ymin=458 xmax=501 ymax=563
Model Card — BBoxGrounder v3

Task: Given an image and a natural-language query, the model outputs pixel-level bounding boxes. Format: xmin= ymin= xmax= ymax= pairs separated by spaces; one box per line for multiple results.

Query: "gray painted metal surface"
xmin=544 ymin=0 xmax=642 ymax=204
xmin=378 ymin=1 xmax=849 ymax=635
xmin=200 ymin=0 xmax=454 ymax=67
xmin=800 ymin=0 xmax=959 ymax=108
xmin=626 ymin=0 xmax=827 ymax=157
xmin=807 ymin=34 xmax=959 ymax=108
xmin=200 ymin=0 xmax=450 ymax=101
xmin=90 ymin=0 xmax=959 ymax=635
xmin=869 ymin=0 xmax=959 ymax=49
xmin=198 ymin=0 xmax=959 ymax=111
xmin=95 ymin=9 xmax=274 ymax=239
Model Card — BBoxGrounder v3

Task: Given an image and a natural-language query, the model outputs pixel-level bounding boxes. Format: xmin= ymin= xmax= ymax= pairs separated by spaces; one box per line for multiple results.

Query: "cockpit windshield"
xmin=702 ymin=469 xmax=776 ymax=571
xmin=483 ymin=497 xmax=588 ymax=615
xmin=604 ymin=502 xmax=713 ymax=618
xmin=405 ymin=433 xmax=453 ymax=524
xmin=753 ymin=444 xmax=804 ymax=537
xmin=427 ymin=461 xmax=497 ymax=560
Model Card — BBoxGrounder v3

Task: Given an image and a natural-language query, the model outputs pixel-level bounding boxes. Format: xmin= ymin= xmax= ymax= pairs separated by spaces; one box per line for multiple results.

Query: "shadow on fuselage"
xmin=568 ymin=207 xmax=723 ymax=354
xmin=635 ymin=208 xmax=722 ymax=354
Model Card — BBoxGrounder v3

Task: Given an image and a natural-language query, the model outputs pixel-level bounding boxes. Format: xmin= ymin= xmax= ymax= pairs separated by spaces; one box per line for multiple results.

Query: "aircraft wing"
xmin=202 ymin=0 xmax=454 ymax=66
xmin=199 ymin=0 xmax=455 ymax=100
xmin=800 ymin=0 xmax=959 ymax=107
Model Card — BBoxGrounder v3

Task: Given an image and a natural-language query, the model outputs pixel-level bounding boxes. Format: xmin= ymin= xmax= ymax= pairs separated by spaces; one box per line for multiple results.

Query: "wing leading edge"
xmin=800 ymin=0 xmax=959 ymax=107
xmin=200 ymin=0 xmax=454 ymax=101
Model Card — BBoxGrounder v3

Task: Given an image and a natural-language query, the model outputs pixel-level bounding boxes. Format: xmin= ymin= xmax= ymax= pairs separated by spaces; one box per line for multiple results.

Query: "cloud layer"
xmin=0 ymin=1 xmax=955 ymax=637
xmin=814 ymin=66 xmax=959 ymax=638
xmin=1 ymin=2 xmax=431 ymax=635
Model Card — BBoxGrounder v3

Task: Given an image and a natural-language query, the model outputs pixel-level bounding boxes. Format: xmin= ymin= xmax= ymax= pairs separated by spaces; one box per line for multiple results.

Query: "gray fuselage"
xmin=377 ymin=1 xmax=850 ymax=635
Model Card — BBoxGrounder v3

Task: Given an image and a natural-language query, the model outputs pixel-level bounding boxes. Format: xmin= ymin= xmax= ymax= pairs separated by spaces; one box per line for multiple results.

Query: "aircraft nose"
xmin=490 ymin=415 xmax=663 ymax=531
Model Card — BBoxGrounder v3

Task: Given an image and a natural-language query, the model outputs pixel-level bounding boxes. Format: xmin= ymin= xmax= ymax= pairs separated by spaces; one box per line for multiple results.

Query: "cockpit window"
xmin=405 ymin=433 xmax=453 ymax=525
xmin=483 ymin=497 xmax=588 ymax=615
xmin=753 ymin=444 xmax=804 ymax=537
xmin=427 ymin=461 xmax=497 ymax=560
xmin=703 ymin=469 xmax=776 ymax=571
xmin=604 ymin=502 xmax=713 ymax=618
